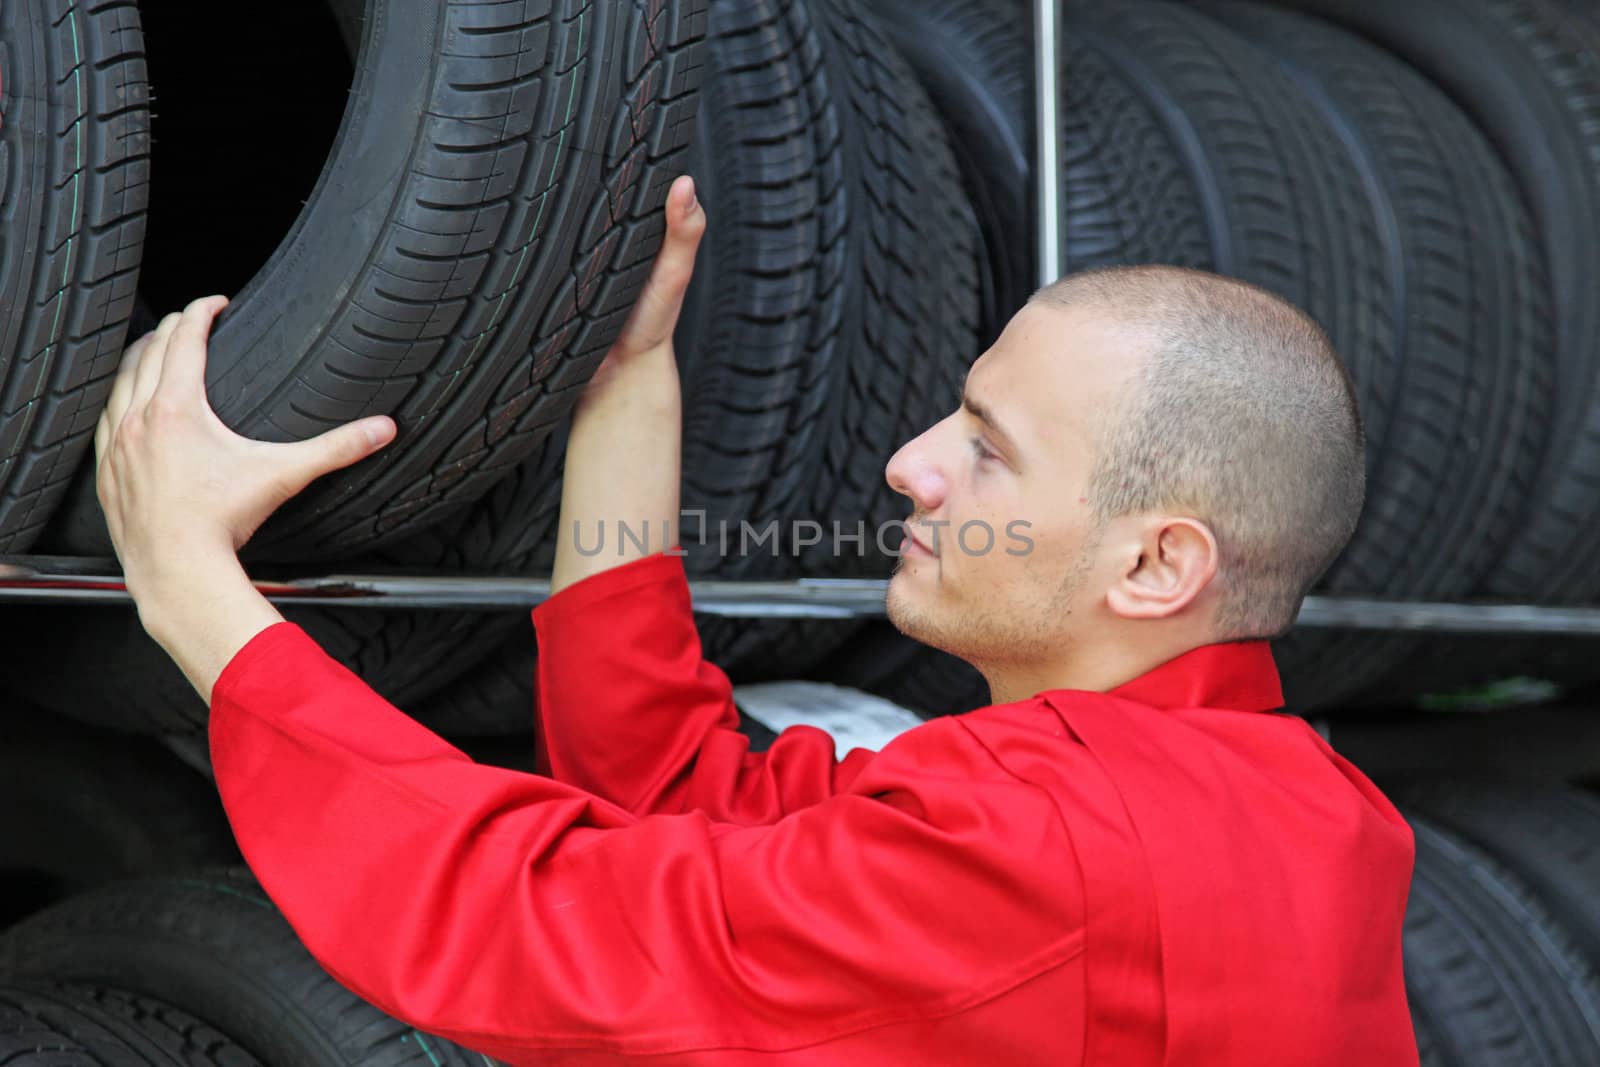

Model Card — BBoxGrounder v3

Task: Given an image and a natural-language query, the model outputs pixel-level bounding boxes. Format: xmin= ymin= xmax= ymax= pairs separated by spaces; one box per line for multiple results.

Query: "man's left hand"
xmin=92 ymin=294 xmax=400 ymax=702
xmin=95 ymin=295 xmax=398 ymax=600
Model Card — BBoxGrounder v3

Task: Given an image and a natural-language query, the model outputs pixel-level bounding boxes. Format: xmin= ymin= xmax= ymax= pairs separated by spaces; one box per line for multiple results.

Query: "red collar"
xmin=1102 ymin=641 xmax=1284 ymax=713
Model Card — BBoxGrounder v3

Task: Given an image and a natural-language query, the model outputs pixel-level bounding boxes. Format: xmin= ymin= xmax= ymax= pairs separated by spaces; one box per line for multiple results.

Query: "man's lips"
xmin=902 ymin=524 xmax=938 ymax=559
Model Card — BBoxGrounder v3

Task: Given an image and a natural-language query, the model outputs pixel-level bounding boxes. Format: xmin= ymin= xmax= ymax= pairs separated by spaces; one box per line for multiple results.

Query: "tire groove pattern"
xmin=0 ymin=982 xmax=260 ymax=1064
xmin=686 ymin=0 xmax=980 ymax=680
xmin=1275 ymin=0 xmax=1600 ymax=601
xmin=1193 ymin=1 xmax=1554 ymax=706
xmin=0 ymin=872 xmax=500 ymax=1065
xmin=413 ymin=0 xmax=983 ymax=732
xmin=51 ymin=0 xmax=707 ymax=562
xmin=1401 ymin=812 xmax=1600 ymax=1065
xmin=0 ymin=0 xmax=149 ymax=550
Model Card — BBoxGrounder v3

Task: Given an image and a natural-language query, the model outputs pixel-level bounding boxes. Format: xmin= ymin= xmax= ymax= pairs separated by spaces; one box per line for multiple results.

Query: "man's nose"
xmin=885 ymin=436 xmax=945 ymax=511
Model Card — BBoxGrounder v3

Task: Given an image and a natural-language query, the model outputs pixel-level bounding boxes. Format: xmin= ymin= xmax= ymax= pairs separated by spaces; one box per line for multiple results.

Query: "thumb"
xmin=276 ymin=415 xmax=397 ymax=489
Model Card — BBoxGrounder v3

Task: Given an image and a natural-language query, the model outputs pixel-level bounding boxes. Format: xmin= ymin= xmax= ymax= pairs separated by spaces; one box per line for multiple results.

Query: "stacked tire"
xmin=1391 ymin=781 xmax=1600 ymax=1065
xmin=0 ymin=872 xmax=498 ymax=1064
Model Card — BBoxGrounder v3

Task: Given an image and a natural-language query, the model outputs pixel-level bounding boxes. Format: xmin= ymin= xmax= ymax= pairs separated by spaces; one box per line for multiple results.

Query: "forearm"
xmin=550 ymin=343 xmax=684 ymax=595
xmin=134 ymin=552 xmax=286 ymax=705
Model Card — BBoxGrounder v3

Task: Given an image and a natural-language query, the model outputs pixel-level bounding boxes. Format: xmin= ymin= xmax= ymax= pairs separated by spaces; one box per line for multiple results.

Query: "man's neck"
xmin=982 ymin=633 xmax=1211 ymax=706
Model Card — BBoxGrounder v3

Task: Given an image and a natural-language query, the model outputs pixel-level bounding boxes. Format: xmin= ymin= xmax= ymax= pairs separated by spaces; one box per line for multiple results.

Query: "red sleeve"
xmin=207 ymin=623 xmax=1084 ymax=1061
xmin=530 ymin=550 xmax=876 ymax=823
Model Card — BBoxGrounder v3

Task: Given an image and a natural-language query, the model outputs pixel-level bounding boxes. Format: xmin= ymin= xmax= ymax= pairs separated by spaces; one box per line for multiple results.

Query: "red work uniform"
xmin=208 ymin=550 xmax=1419 ymax=1065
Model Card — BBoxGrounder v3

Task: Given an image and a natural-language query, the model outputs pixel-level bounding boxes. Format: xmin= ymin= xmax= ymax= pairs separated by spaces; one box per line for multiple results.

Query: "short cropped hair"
xmin=1034 ymin=265 xmax=1365 ymax=639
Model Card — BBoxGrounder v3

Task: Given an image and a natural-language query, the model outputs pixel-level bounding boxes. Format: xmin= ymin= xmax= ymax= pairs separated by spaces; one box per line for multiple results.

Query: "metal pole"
xmin=1035 ymin=0 xmax=1062 ymax=287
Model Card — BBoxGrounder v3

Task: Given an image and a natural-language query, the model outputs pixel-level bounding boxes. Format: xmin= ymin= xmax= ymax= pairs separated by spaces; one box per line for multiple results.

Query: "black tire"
xmin=810 ymin=624 xmax=989 ymax=719
xmin=47 ymin=0 xmax=707 ymax=562
xmin=1398 ymin=780 xmax=1600 ymax=968
xmin=391 ymin=0 xmax=924 ymax=727
xmin=692 ymin=0 xmax=981 ymax=679
xmin=809 ymin=0 xmax=979 ymax=563
xmin=1062 ymin=1 xmax=1553 ymax=707
xmin=0 ymin=983 xmax=259 ymax=1065
xmin=674 ymin=0 xmax=848 ymax=577
xmin=1555 ymin=0 xmax=1600 ymax=19
xmin=0 ymin=0 xmax=150 ymax=551
xmin=1414 ymin=1009 xmax=1447 ymax=1067
xmin=1063 ymin=0 xmax=1392 ymax=516
xmin=1271 ymin=0 xmax=1600 ymax=602
xmin=0 ymin=594 xmax=515 ymax=736
xmin=1201 ymin=2 xmax=1549 ymax=596
xmin=1187 ymin=1 xmax=1554 ymax=707
xmin=1057 ymin=22 xmax=1212 ymax=272
xmin=0 ymin=872 xmax=499 ymax=1066
xmin=864 ymin=0 xmax=1032 ymax=345
xmin=0 ymin=714 xmax=239 ymax=927
xmin=646 ymin=0 xmax=979 ymax=681
xmin=410 ymin=627 xmax=543 ymax=738
xmin=1402 ymin=811 xmax=1600 ymax=1065
xmin=665 ymin=0 xmax=877 ymax=675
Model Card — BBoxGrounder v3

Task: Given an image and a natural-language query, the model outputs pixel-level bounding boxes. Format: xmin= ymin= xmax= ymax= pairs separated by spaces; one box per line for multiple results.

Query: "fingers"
xmin=614 ymin=174 xmax=706 ymax=355
xmin=126 ymin=310 xmax=183 ymax=417
xmin=102 ymin=322 xmax=168 ymax=453
xmin=665 ymin=173 xmax=706 ymax=251
xmin=271 ymin=415 xmax=398 ymax=503
xmin=651 ymin=173 xmax=706 ymax=297
xmin=158 ymin=295 xmax=229 ymax=399
xmin=97 ymin=330 xmax=154 ymax=461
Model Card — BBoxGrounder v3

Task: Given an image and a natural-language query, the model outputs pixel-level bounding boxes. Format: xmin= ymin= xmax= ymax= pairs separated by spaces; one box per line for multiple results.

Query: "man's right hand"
xmin=550 ymin=174 xmax=707 ymax=595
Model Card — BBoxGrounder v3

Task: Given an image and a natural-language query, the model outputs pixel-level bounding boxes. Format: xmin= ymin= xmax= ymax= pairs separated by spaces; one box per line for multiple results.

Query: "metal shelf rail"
xmin=3 ymin=556 xmax=1600 ymax=635
xmin=2 ymin=0 xmax=1593 ymax=639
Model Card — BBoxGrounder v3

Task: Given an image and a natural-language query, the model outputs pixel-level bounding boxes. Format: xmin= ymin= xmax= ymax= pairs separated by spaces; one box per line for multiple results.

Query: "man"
xmin=97 ymin=175 xmax=1417 ymax=1064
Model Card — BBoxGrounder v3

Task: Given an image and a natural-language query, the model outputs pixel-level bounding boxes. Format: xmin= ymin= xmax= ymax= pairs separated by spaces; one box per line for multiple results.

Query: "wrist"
xmin=129 ymin=548 xmax=251 ymax=640
xmin=131 ymin=558 xmax=286 ymax=707
xmin=574 ymin=343 xmax=681 ymax=419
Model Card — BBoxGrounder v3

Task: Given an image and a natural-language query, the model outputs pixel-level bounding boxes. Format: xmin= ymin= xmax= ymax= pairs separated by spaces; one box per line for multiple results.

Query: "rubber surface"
xmin=1401 ymin=811 xmax=1600 ymax=1065
xmin=50 ymin=0 xmax=708 ymax=562
xmin=0 ymin=0 xmax=149 ymax=551
xmin=1064 ymin=0 xmax=1398 ymax=530
xmin=0 ymin=715 xmax=238 ymax=927
xmin=0 ymin=872 xmax=498 ymax=1066
xmin=1192 ymin=1 xmax=1554 ymax=706
xmin=691 ymin=0 xmax=982 ymax=679
xmin=0 ymin=983 xmax=259 ymax=1065
xmin=372 ymin=0 xmax=919 ymax=732
xmin=1399 ymin=780 xmax=1600 ymax=968
xmin=1273 ymin=0 xmax=1600 ymax=602
xmin=809 ymin=623 xmax=989 ymax=719
xmin=865 ymin=0 xmax=1032 ymax=345
xmin=0 ymin=593 xmax=519 ymax=736
xmin=672 ymin=0 xmax=856 ymax=585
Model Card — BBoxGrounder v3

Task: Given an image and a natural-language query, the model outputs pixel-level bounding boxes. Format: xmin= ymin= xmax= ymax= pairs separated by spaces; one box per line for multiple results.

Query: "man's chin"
xmin=885 ymin=576 xmax=942 ymax=645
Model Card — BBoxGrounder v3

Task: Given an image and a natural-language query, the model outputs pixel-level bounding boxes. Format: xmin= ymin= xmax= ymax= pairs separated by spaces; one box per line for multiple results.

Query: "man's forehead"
xmin=994 ymin=300 xmax=1142 ymax=367
xmin=966 ymin=303 xmax=1139 ymax=443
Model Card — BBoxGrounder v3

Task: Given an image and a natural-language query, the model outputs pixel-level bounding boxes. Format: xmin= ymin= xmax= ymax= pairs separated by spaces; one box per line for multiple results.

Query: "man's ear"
xmin=1105 ymin=516 xmax=1219 ymax=620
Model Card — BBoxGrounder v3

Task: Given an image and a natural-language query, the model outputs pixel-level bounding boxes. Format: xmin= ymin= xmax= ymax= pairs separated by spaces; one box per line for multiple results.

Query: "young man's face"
xmin=883 ymin=301 xmax=1139 ymax=668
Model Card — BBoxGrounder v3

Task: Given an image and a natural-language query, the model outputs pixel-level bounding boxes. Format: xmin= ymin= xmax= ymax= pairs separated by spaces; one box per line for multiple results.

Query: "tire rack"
xmin=3 ymin=0 xmax=1597 ymax=641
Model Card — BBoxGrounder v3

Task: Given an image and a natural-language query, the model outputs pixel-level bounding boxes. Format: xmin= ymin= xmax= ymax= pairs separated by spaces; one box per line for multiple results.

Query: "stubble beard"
xmin=885 ymin=546 xmax=1096 ymax=669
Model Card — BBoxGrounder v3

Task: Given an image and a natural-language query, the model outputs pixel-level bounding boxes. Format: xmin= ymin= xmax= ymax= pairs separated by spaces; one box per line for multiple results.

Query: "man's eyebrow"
xmin=961 ymin=390 xmax=1021 ymax=459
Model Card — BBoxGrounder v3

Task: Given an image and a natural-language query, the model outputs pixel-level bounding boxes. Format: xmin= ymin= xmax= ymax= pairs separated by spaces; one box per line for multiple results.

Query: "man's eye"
xmin=970 ymin=436 xmax=997 ymax=462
